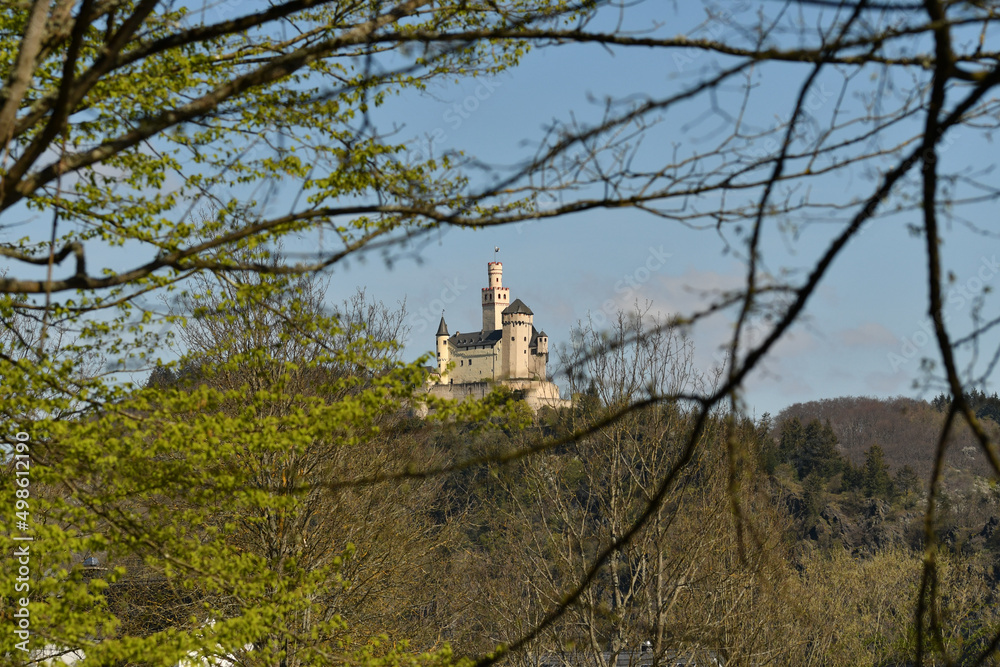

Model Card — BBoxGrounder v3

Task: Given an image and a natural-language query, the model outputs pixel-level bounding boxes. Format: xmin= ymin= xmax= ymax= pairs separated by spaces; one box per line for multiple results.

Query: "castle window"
xmin=470 ymin=359 xmax=473 ymax=365
xmin=511 ymin=336 xmax=515 ymax=341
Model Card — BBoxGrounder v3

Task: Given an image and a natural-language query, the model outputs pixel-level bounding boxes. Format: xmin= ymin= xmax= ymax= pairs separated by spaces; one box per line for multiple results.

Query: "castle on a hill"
xmin=426 ymin=260 xmax=569 ymax=411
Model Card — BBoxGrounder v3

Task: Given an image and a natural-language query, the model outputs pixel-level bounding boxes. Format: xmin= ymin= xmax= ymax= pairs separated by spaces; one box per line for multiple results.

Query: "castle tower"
xmin=501 ymin=299 xmax=533 ymax=379
xmin=481 ymin=261 xmax=510 ymax=332
xmin=436 ymin=316 xmax=450 ymax=380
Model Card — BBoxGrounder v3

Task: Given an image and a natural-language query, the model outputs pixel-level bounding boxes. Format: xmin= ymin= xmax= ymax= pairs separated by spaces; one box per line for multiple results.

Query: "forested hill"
xmin=774 ymin=395 xmax=1000 ymax=481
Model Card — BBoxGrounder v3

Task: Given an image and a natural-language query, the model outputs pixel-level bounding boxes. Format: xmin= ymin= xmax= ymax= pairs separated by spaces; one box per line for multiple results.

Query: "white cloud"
xmin=837 ymin=322 xmax=898 ymax=347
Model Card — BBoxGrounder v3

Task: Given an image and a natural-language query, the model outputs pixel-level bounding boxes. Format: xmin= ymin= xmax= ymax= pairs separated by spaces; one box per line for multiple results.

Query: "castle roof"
xmin=502 ymin=298 xmax=533 ymax=316
xmin=436 ymin=316 xmax=449 ymax=336
xmin=450 ymin=329 xmax=502 ymax=349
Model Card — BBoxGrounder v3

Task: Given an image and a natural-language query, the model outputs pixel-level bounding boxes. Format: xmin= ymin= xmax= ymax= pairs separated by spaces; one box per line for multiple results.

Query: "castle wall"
xmin=527 ymin=350 xmax=547 ymax=380
xmin=420 ymin=381 xmax=493 ymax=413
xmin=443 ymin=343 xmax=500 ymax=383
xmin=503 ymin=379 xmax=570 ymax=411
xmin=421 ymin=378 xmax=570 ymax=414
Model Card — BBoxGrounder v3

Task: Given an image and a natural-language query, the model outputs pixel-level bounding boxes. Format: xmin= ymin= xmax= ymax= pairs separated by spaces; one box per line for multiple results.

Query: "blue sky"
xmin=6 ymin=1 xmax=999 ymax=417
xmin=309 ymin=1 xmax=1000 ymax=416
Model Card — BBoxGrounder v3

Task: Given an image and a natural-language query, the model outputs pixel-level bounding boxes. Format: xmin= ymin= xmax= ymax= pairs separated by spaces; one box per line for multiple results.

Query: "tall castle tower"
xmin=501 ymin=299 xmax=534 ymax=379
xmin=482 ymin=261 xmax=509 ymax=332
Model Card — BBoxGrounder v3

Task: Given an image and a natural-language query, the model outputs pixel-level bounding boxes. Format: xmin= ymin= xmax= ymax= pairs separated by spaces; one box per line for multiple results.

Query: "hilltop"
xmin=770 ymin=394 xmax=1000 ymax=556
xmin=776 ymin=395 xmax=1000 ymax=481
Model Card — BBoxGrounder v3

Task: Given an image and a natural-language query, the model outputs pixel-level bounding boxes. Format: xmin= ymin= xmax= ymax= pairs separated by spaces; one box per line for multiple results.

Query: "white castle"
xmin=426 ymin=260 xmax=569 ymax=411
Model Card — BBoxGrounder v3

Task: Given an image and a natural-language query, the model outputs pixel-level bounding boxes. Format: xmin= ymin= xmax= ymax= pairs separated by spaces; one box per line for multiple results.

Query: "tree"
xmin=796 ymin=419 xmax=841 ymax=480
xmin=894 ymin=465 xmax=923 ymax=504
xmin=167 ymin=271 xmax=454 ymax=660
xmin=778 ymin=417 xmax=805 ymax=466
xmin=774 ymin=416 xmax=844 ymax=481
xmin=7 ymin=1 xmax=1000 ymax=665
xmin=470 ymin=309 xmax=795 ymax=666
xmin=801 ymin=471 xmax=826 ymax=526
xmin=862 ymin=444 xmax=893 ymax=500
xmin=4 ymin=268 xmax=468 ymax=664
xmin=0 ymin=1 xmax=580 ymax=663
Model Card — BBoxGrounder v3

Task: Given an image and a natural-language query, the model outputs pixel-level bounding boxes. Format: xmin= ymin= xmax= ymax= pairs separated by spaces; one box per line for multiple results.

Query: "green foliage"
xmin=774 ymin=417 xmax=845 ymax=481
xmin=801 ymin=471 xmax=825 ymax=523
xmin=0 ymin=271 xmax=527 ymax=663
xmin=0 ymin=1 xmax=598 ymax=659
xmin=862 ymin=444 xmax=893 ymax=500
xmin=932 ymin=390 xmax=1000 ymax=428
xmin=841 ymin=458 xmax=864 ymax=493
xmin=778 ymin=416 xmax=805 ymax=464
xmin=795 ymin=420 xmax=841 ymax=480
xmin=894 ymin=465 xmax=922 ymax=502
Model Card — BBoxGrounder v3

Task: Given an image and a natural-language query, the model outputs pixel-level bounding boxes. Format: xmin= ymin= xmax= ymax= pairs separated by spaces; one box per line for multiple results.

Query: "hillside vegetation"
xmin=772 ymin=394 xmax=1000 ymax=563
xmin=25 ymin=364 xmax=1000 ymax=665
xmin=777 ymin=394 xmax=1000 ymax=480
xmin=8 ymin=285 xmax=1000 ymax=665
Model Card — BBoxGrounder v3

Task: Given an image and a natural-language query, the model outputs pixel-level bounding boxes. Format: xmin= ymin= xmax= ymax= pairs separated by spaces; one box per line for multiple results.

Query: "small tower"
xmin=436 ymin=316 xmax=450 ymax=380
xmin=536 ymin=331 xmax=549 ymax=356
xmin=482 ymin=261 xmax=510 ymax=333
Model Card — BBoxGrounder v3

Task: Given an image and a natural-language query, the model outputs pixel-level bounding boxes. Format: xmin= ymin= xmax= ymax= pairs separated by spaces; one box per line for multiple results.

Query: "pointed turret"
xmin=436 ymin=315 xmax=451 ymax=380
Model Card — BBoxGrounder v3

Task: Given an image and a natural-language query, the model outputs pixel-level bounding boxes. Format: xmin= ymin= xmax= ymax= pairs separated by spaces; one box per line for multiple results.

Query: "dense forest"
xmin=14 ymin=292 xmax=1000 ymax=667
xmin=7 ymin=1 xmax=1000 ymax=665
xmin=91 ymin=385 xmax=999 ymax=666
